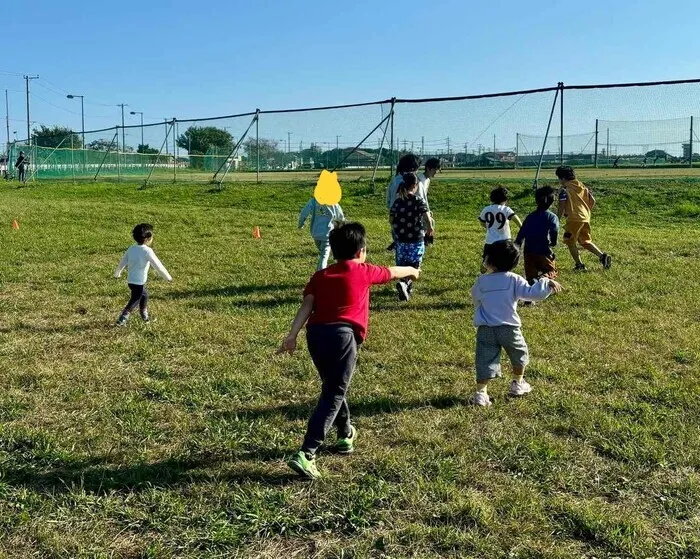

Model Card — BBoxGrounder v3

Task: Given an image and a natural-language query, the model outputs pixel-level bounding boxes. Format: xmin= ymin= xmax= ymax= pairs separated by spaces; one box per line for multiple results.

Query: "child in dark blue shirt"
xmin=515 ymin=186 xmax=559 ymax=284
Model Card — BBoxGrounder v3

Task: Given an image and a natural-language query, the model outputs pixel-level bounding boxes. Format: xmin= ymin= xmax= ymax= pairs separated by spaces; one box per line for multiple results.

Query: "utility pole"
xmin=421 ymin=136 xmax=424 ymax=156
xmin=336 ymin=135 xmax=341 ymax=167
xmin=66 ymin=95 xmax=85 ymax=147
xmin=287 ymin=131 xmax=292 ymax=154
xmin=23 ymin=75 xmax=38 ymax=145
xmin=446 ymin=137 xmax=451 ymax=156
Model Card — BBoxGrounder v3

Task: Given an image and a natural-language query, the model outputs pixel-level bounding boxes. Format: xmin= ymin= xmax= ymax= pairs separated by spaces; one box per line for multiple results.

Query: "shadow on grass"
xmin=218 ymin=394 xmax=465 ymax=423
xmin=3 ymin=453 xmax=299 ymax=495
xmin=169 ymin=282 xmax=301 ymax=300
xmin=0 ymin=322 xmax=104 ymax=335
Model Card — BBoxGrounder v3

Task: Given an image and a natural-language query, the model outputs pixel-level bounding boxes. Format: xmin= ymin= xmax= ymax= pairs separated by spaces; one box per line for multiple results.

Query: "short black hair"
xmin=132 ymin=223 xmax=154 ymax=244
xmin=329 ymin=222 xmax=366 ymax=260
xmin=555 ymin=166 xmax=576 ymax=181
xmin=490 ymin=187 xmax=509 ymax=204
xmin=535 ymin=185 xmax=555 ymax=210
xmin=396 ymin=153 xmax=421 ymax=175
xmin=485 ymin=240 xmax=520 ymax=272
xmin=424 ymin=158 xmax=441 ymax=171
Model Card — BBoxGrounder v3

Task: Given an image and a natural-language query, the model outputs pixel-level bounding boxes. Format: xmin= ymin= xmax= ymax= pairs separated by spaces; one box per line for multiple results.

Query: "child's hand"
xmin=408 ymin=267 xmax=421 ymax=280
xmin=548 ymin=280 xmax=563 ymax=294
xmin=277 ymin=334 xmax=297 ymax=355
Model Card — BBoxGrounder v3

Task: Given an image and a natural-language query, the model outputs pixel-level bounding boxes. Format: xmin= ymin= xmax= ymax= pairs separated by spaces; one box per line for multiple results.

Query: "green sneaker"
xmin=336 ymin=425 xmax=357 ymax=454
xmin=287 ymin=451 xmax=320 ymax=479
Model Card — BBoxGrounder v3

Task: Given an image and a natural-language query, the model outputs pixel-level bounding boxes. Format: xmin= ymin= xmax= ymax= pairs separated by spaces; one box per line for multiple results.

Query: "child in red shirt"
xmin=278 ymin=222 xmax=420 ymax=479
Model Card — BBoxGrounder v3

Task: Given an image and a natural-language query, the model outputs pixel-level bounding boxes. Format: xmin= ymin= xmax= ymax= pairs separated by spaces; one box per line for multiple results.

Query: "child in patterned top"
xmin=390 ymin=172 xmax=434 ymax=301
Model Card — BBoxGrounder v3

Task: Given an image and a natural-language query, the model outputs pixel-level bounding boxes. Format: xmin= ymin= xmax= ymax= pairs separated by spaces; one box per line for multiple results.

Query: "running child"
xmin=555 ymin=166 xmax=611 ymax=270
xmin=390 ymin=172 xmax=434 ymax=301
xmin=418 ymin=158 xmax=440 ymax=245
xmin=479 ymin=187 xmax=521 ymax=268
xmin=114 ymin=223 xmax=172 ymax=326
xmin=470 ymin=240 xmax=562 ymax=406
xmin=298 ymin=197 xmax=345 ymax=270
xmin=278 ymin=222 xmax=420 ymax=479
xmin=386 ymin=153 xmax=425 ymax=250
xmin=514 ymin=185 xmax=559 ymax=284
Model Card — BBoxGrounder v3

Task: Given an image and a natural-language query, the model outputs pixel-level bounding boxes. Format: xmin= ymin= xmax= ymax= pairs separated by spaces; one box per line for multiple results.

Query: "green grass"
xmin=0 ymin=175 xmax=698 ymax=558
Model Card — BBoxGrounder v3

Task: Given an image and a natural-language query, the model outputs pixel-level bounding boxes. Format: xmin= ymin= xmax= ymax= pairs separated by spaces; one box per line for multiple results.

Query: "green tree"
xmin=32 ymin=125 xmax=82 ymax=149
xmin=87 ymin=138 xmax=116 ymax=151
xmin=177 ymin=126 xmax=233 ymax=169
xmin=242 ymin=138 xmax=281 ymax=170
xmin=137 ymin=144 xmax=159 ymax=154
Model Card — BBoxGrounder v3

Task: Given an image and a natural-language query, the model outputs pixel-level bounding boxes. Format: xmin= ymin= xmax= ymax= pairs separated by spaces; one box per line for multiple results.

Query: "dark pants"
xmin=302 ymin=324 xmax=358 ymax=455
xmin=121 ymin=283 xmax=149 ymax=316
xmin=17 ymin=165 xmax=26 ymax=183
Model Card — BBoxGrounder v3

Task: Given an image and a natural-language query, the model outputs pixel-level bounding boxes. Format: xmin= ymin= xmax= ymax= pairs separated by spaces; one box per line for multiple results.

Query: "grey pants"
xmin=302 ymin=324 xmax=358 ymax=455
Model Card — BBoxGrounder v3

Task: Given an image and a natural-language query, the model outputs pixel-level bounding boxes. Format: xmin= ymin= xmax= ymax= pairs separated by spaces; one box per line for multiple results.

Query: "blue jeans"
xmin=315 ymin=239 xmax=331 ymax=270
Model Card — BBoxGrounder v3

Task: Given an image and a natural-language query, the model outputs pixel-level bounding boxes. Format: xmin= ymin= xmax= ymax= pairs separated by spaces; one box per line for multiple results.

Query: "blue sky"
xmin=3 ymin=0 xmax=700 ymax=153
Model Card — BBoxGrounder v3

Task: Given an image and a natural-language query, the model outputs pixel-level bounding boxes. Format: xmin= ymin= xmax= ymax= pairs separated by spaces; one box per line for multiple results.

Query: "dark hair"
xmin=397 ymin=172 xmax=418 ymax=200
xmin=132 ymin=223 xmax=154 ymax=244
xmin=535 ymin=185 xmax=555 ymax=210
xmin=396 ymin=153 xmax=421 ymax=175
xmin=485 ymin=240 xmax=520 ymax=272
xmin=329 ymin=222 xmax=366 ymax=260
xmin=555 ymin=166 xmax=576 ymax=181
xmin=490 ymin=187 xmax=509 ymax=204
xmin=424 ymin=158 xmax=441 ymax=171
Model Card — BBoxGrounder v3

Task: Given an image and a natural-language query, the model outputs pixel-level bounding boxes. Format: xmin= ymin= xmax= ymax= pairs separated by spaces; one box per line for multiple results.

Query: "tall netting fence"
xmin=5 ymin=78 xmax=700 ymax=185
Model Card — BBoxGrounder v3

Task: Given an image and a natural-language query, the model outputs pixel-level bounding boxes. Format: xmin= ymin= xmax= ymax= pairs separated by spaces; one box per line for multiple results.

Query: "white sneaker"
xmin=508 ymin=380 xmax=533 ymax=396
xmin=469 ymin=392 xmax=492 ymax=407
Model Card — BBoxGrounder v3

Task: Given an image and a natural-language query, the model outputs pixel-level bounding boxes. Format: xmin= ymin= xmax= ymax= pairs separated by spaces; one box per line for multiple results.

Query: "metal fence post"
xmin=71 ymin=134 xmax=75 ymax=183
xmin=594 ymin=119 xmax=599 ymax=168
xmin=256 ymin=108 xmax=260 ymax=183
xmin=389 ymin=97 xmax=396 ymax=174
xmin=689 ymin=116 xmax=694 ymax=168
xmin=116 ymin=126 xmax=121 ymax=182
xmin=172 ymin=118 xmax=177 ymax=183
xmin=515 ymin=133 xmax=518 ymax=169
xmin=559 ymin=82 xmax=564 ymax=165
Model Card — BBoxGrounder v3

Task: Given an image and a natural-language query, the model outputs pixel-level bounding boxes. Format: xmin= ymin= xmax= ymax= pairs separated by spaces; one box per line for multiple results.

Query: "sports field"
xmin=0 ymin=174 xmax=698 ymax=557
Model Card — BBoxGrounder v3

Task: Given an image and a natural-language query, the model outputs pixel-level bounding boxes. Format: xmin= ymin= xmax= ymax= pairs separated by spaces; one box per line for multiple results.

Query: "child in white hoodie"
xmin=114 ymin=223 xmax=172 ymax=326
xmin=299 ymin=198 xmax=345 ymax=270
xmin=470 ymin=240 xmax=562 ymax=406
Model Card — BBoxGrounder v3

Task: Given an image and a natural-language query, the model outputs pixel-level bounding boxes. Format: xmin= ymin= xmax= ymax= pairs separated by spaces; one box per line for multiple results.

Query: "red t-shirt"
xmin=304 ymin=260 xmax=393 ymax=341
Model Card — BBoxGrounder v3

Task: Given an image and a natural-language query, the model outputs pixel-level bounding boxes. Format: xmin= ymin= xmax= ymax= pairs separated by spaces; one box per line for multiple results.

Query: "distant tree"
xmin=176 ymin=126 xmax=233 ymax=169
xmin=645 ymin=149 xmax=670 ymax=159
xmin=87 ymin=138 xmax=116 ymax=151
xmin=32 ymin=125 xmax=82 ymax=149
xmin=137 ymin=144 xmax=159 ymax=154
xmin=243 ymin=138 xmax=282 ymax=169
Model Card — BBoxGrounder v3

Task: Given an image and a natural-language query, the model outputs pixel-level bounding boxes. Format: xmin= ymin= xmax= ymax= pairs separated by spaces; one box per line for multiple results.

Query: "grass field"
xmin=0 ymin=174 xmax=699 ymax=558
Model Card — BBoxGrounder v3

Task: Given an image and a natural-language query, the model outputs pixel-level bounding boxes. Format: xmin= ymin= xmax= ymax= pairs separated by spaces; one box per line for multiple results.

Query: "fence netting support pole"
xmin=332 ymin=110 xmax=393 ymax=174
xmin=533 ymin=86 xmax=560 ymax=190
xmin=370 ymin=99 xmax=394 ymax=191
xmin=594 ymin=119 xmax=599 ymax=168
xmin=559 ymin=82 xmax=564 ymax=165
xmin=71 ymin=134 xmax=75 ymax=183
xmin=172 ymin=119 xmax=177 ymax=183
xmin=256 ymin=109 xmax=260 ymax=184
xmin=515 ymin=133 xmax=519 ymax=169
xmin=94 ymin=130 xmax=119 ymax=181
xmin=690 ymin=116 xmax=694 ymax=168
xmin=213 ymin=111 xmax=259 ymax=190
xmin=142 ymin=122 xmax=173 ymax=188
xmin=389 ymin=97 xmax=396 ymax=174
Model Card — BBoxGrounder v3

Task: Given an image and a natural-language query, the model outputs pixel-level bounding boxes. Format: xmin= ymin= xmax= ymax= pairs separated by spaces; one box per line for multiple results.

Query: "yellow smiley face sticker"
xmin=314 ymin=170 xmax=342 ymax=206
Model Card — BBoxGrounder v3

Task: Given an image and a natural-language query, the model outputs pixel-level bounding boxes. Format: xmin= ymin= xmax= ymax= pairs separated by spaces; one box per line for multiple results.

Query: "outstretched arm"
xmin=388 ymin=266 xmax=420 ymax=280
xmin=278 ymin=294 xmax=314 ymax=354
xmin=147 ymin=251 xmax=172 ymax=281
xmin=515 ymin=276 xmax=561 ymax=302
xmin=114 ymin=252 xmax=128 ymax=278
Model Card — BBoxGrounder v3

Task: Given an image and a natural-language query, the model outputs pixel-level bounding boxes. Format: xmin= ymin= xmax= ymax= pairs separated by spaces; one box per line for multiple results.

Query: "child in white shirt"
xmin=114 ymin=223 xmax=172 ymax=326
xmin=479 ymin=187 xmax=522 ymax=267
xmin=470 ymin=240 xmax=562 ymax=406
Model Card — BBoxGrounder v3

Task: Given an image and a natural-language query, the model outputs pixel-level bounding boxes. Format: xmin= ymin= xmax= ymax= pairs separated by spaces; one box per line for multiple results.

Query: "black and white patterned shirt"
xmin=390 ymin=194 xmax=430 ymax=243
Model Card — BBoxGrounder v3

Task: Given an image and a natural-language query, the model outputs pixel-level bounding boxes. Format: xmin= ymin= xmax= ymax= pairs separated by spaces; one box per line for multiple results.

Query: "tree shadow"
xmin=0 ymin=322 xmax=104 ymax=335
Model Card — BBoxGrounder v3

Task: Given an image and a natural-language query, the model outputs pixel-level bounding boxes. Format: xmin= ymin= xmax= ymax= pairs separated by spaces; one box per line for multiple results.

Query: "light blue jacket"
xmin=471 ymin=272 xmax=552 ymax=327
xmin=298 ymin=198 xmax=345 ymax=241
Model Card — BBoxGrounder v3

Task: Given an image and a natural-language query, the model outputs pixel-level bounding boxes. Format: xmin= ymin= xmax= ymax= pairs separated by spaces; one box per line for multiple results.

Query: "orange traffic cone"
xmin=252 ymin=226 xmax=261 ymax=239
xmin=11 ymin=219 xmax=19 ymax=230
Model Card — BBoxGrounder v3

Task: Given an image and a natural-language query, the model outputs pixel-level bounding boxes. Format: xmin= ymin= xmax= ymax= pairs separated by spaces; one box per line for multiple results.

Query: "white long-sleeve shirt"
xmin=471 ymin=272 xmax=552 ymax=327
xmin=114 ymin=244 xmax=172 ymax=285
xmin=386 ymin=174 xmax=430 ymax=211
